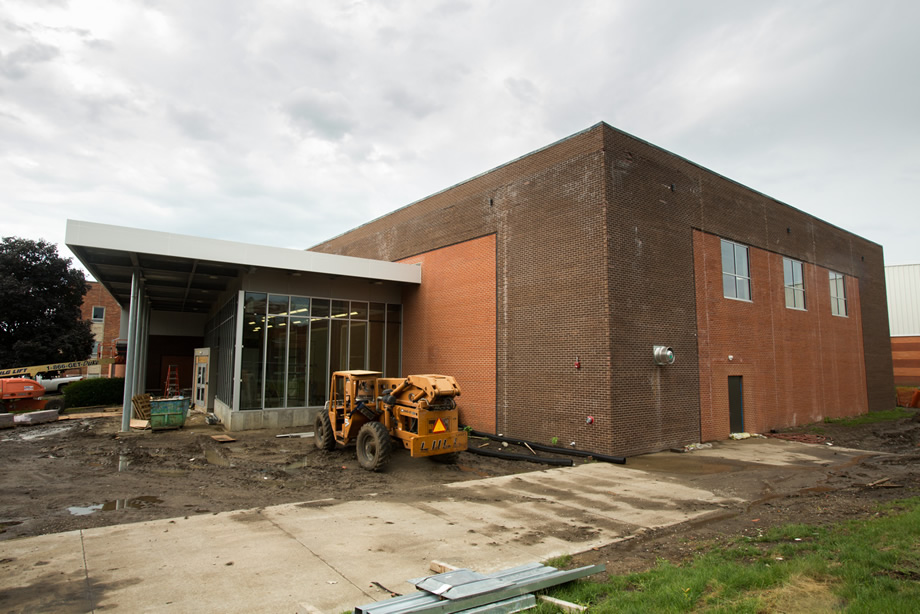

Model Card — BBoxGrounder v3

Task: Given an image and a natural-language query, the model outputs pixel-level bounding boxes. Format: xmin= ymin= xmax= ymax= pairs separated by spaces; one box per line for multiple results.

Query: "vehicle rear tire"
xmin=356 ymin=421 xmax=392 ymax=471
xmin=314 ymin=412 xmax=335 ymax=451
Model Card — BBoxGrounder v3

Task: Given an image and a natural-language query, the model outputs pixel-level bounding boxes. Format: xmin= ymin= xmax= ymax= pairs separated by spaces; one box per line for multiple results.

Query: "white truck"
xmin=35 ymin=373 xmax=84 ymax=394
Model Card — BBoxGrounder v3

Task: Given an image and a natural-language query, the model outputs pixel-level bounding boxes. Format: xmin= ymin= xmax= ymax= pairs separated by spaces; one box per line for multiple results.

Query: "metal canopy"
xmin=65 ymin=220 xmax=422 ymax=315
xmin=69 ymin=244 xmax=243 ymax=314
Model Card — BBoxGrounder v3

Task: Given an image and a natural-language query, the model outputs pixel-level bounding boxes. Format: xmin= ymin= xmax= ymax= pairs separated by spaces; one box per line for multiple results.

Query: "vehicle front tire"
xmin=314 ymin=412 xmax=335 ymax=451
xmin=355 ymin=421 xmax=392 ymax=471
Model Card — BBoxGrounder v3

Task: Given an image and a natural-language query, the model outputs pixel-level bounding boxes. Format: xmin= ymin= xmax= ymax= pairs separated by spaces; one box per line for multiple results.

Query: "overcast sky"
xmin=1 ymin=0 xmax=917 ymax=276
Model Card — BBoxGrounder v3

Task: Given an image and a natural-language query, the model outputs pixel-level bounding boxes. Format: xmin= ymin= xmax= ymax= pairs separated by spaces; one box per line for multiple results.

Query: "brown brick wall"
xmin=314 ymin=125 xmax=616 ymax=453
xmin=604 ymin=131 xmax=704 ymax=454
xmin=602 ymin=125 xmax=893 ymax=422
xmin=694 ymin=231 xmax=868 ymax=440
xmin=311 ymin=122 xmax=893 ymax=456
xmin=892 ymin=336 xmax=920 ymax=386
xmin=398 ymin=235 xmax=497 ymax=431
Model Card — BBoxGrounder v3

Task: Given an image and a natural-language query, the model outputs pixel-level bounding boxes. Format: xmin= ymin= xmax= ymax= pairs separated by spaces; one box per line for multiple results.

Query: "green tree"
xmin=0 ymin=237 xmax=95 ymax=370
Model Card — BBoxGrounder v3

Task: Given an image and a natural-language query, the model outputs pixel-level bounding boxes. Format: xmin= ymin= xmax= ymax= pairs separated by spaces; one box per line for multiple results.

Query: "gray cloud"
xmin=0 ymin=42 xmax=59 ymax=80
xmin=383 ymin=86 xmax=442 ymax=118
xmin=281 ymin=88 xmax=355 ymax=141
xmin=504 ymin=77 xmax=538 ymax=104
xmin=169 ymin=106 xmax=223 ymax=141
xmin=0 ymin=0 xmax=917 ymax=267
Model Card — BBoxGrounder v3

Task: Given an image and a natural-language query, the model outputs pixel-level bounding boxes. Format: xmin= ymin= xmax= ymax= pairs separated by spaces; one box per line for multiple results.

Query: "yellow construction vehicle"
xmin=314 ymin=371 xmax=468 ymax=471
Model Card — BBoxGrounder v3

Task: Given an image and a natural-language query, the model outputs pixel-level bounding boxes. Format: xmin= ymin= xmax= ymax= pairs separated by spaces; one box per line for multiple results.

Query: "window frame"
xmin=91 ymin=306 xmax=105 ymax=322
xmin=783 ymin=258 xmax=806 ymax=311
xmin=829 ymin=271 xmax=848 ymax=317
xmin=720 ymin=239 xmax=752 ymax=302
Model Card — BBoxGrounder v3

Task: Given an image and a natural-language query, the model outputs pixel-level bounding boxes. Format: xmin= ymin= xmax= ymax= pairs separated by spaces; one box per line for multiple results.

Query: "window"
xmin=783 ymin=258 xmax=806 ymax=310
xmin=721 ymin=239 xmax=751 ymax=301
xmin=829 ymin=271 xmax=847 ymax=316
xmin=241 ymin=292 xmax=402 ymax=409
xmin=91 ymin=306 xmax=105 ymax=321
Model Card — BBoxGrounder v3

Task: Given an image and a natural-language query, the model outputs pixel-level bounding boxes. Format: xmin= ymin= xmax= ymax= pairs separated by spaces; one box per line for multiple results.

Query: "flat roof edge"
xmin=65 ymin=220 xmax=421 ymax=284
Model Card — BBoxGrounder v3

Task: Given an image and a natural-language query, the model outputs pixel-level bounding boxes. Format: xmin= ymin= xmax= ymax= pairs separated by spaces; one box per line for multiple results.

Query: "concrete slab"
xmin=0 ymin=439 xmax=870 ymax=613
xmin=89 ymin=508 xmax=378 ymax=613
xmin=264 ymin=499 xmax=524 ymax=600
xmin=0 ymin=530 xmax=89 ymax=613
xmin=0 ymin=413 xmax=13 ymax=428
xmin=686 ymin=437 xmax=872 ymax=466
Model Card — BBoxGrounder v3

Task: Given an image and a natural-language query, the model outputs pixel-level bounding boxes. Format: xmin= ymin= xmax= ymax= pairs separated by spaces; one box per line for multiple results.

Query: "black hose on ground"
xmin=468 ymin=430 xmax=626 ymax=464
xmin=465 ymin=446 xmax=574 ymax=466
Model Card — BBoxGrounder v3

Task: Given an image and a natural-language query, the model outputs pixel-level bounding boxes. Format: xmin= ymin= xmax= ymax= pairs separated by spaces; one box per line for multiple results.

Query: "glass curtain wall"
xmin=241 ymin=291 xmax=401 ymax=410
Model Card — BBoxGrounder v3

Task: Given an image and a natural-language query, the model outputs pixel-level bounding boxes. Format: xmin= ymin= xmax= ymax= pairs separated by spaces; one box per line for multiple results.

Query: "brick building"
xmin=886 ymin=264 xmax=920 ymax=386
xmin=312 ymin=122 xmax=894 ymax=456
xmin=80 ymin=281 xmax=123 ymax=376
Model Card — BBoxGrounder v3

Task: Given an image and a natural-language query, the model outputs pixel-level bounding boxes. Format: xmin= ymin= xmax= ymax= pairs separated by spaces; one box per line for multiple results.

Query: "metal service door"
xmin=728 ymin=376 xmax=744 ymax=433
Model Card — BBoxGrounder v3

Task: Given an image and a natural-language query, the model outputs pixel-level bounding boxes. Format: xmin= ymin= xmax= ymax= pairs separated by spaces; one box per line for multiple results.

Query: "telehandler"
xmin=314 ymin=371 xmax=468 ymax=471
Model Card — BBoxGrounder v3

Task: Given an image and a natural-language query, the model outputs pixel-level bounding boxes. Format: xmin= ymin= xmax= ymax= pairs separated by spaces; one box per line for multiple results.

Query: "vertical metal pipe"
xmin=136 ymin=297 xmax=148 ymax=397
xmin=232 ymin=291 xmax=244 ymax=412
xmin=121 ymin=271 xmax=140 ymax=432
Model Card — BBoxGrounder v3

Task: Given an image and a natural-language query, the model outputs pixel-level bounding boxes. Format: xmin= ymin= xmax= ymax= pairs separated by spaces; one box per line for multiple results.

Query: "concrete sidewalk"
xmin=0 ymin=439 xmax=866 ymax=613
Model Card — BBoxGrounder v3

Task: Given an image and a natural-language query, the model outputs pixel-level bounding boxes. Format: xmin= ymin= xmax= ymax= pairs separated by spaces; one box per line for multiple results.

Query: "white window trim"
xmin=783 ymin=258 xmax=806 ymax=311
xmin=721 ymin=239 xmax=752 ymax=303
xmin=829 ymin=271 xmax=848 ymax=317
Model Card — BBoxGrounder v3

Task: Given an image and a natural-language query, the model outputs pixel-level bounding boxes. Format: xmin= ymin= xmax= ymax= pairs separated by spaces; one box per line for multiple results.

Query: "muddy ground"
xmin=2 ymin=407 xmax=919 ymax=579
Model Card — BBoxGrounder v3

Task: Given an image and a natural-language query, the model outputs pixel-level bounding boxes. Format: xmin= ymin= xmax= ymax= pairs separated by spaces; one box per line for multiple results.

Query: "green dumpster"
xmin=150 ymin=397 xmax=188 ymax=431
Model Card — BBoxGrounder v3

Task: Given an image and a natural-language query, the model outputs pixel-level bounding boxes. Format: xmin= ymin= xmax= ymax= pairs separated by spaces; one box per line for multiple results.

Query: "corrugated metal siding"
xmin=886 ymin=264 xmax=920 ymax=336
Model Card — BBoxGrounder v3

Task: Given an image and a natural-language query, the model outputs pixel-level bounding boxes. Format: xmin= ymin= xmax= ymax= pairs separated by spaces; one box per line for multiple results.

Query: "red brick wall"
xmin=398 ymin=235 xmax=497 ymax=431
xmin=694 ymin=230 xmax=868 ymax=440
xmin=81 ymin=282 xmax=122 ymax=351
xmin=892 ymin=336 xmax=920 ymax=386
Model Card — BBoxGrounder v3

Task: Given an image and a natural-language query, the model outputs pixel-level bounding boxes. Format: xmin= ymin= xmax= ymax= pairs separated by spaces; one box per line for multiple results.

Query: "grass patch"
xmin=823 ymin=407 xmax=913 ymax=426
xmin=544 ymin=554 xmax=573 ymax=568
xmin=537 ymin=497 xmax=920 ymax=613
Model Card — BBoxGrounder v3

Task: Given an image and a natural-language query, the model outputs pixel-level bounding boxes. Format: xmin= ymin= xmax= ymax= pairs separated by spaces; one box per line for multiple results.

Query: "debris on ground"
xmin=353 ymin=562 xmax=604 ymax=614
xmin=766 ymin=432 xmax=828 ymax=444
xmin=674 ymin=442 xmax=713 ymax=453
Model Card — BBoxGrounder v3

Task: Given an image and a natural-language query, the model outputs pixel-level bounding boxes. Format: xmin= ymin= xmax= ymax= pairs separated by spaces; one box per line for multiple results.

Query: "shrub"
xmin=62 ymin=377 xmax=125 ymax=409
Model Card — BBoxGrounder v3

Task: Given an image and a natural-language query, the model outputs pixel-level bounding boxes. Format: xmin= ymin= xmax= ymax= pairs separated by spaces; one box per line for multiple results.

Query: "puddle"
xmin=67 ymin=496 xmax=163 ymax=516
xmin=118 ymin=455 xmax=131 ymax=472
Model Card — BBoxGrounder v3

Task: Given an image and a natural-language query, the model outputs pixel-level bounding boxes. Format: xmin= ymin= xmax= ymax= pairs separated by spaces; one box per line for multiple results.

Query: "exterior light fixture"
xmin=653 ymin=345 xmax=675 ymax=366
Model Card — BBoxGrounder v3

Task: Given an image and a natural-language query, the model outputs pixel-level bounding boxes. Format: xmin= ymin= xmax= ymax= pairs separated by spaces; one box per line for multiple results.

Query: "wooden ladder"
xmin=164 ymin=365 xmax=179 ymax=397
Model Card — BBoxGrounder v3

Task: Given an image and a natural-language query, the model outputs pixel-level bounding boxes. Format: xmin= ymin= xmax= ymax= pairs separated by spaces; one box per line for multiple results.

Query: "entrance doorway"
xmin=193 ymin=348 xmax=210 ymax=412
xmin=728 ymin=376 xmax=744 ymax=433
